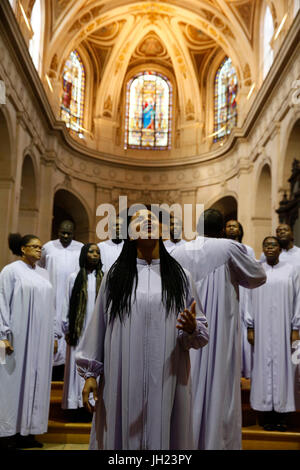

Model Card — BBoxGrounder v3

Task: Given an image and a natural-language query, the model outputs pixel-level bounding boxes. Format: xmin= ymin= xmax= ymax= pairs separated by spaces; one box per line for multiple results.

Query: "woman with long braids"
xmin=0 ymin=233 xmax=56 ymax=449
xmin=62 ymin=243 xmax=103 ymax=414
xmin=76 ymin=207 xmax=209 ymax=450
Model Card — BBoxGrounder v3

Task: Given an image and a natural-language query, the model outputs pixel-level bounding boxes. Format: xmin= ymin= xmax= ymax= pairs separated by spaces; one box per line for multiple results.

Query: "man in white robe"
xmin=260 ymin=224 xmax=300 ymax=404
xmin=164 ymin=214 xmax=187 ymax=254
xmin=39 ymin=220 xmax=83 ymax=376
xmin=260 ymin=223 xmax=300 ymax=266
xmin=98 ymin=215 xmax=124 ymax=272
xmin=246 ymin=236 xmax=300 ymax=430
xmin=225 ymin=219 xmax=256 ymax=379
xmin=172 ymin=209 xmax=266 ymax=450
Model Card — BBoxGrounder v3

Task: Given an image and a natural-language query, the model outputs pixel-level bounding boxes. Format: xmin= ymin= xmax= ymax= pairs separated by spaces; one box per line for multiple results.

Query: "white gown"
xmin=61 ymin=270 xmax=98 ymax=409
xmin=245 ymin=261 xmax=300 ymax=412
xmin=39 ymin=239 xmax=83 ymax=366
xmin=163 ymin=239 xmax=186 ymax=255
xmin=76 ymin=260 xmax=209 ymax=450
xmin=240 ymin=244 xmax=256 ymax=378
xmin=98 ymin=240 xmax=124 ymax=273
xmin=172 ymin=237 xmax=266 ymax=450
xmin=0 ymin=261 xmax=56 ymax=436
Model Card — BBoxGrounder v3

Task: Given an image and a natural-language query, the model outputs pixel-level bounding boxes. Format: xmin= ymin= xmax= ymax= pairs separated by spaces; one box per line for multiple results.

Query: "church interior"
xmin=0 ymin=0 xmax=300 ymax=450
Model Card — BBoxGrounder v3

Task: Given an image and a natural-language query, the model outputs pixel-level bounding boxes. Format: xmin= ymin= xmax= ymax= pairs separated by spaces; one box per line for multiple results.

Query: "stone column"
xmin=37 ymin=152 xmax=56 ymax=244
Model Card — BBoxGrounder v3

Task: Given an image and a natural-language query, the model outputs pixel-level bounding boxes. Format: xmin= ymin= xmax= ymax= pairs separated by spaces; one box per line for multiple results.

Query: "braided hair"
xmin=68 ymin=243 xmax=103 ymax=346
xmin=106 ymin=209 xmax=188 ymax=323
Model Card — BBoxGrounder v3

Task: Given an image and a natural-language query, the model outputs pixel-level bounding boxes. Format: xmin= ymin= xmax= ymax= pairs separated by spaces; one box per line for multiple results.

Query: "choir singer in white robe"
xmin=246 ymin=236 xmax=300 ymax=431
xmin=0 ymin=233 xmax=56 ymax=449
xmin=76 ymin=207 xmax=209 ymax=450
xmin=98 ymin=215 xmax=124 ymax=272
xmin=61 ymin=243 xmax=103 ymax=413
xmin=225 ymin=219 xmax=256 ymax=379
xmin=172 ymin=209 xmax=266 ymax=450
xmin=39 ymin=220 xmax=83 ymax=374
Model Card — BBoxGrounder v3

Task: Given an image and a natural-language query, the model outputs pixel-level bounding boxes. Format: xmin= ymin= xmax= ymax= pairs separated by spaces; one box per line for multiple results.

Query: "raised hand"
xmin=176 ymin=300 xmax=197 ymax=334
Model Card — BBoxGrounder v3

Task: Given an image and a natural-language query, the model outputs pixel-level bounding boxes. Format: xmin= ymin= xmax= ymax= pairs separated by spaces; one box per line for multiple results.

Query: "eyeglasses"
xmin=25 ymin=245 xmax=42 ymax=250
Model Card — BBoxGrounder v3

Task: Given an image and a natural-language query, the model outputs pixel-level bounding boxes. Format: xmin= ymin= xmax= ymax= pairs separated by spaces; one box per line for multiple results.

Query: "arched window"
xmin=29 ymin=0 xmax=42 ymax=71
xmin=214 ymin=57 xmax=238 ymax=142
xmin=60 ymin=50 xmax=85 ymax=137
xmin=124 ymin=72 xmax=172 ymax=150
xmin=263 ymin=5 xmax=274 ymax=79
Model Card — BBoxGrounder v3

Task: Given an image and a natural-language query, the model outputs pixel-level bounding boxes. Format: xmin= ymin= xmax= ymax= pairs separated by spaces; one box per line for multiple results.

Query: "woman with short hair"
xmin=0 ymin=233 xmax=56 ymax=449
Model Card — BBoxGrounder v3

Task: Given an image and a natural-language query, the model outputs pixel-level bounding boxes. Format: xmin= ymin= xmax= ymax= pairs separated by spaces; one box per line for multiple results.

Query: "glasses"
xmin=25 ymin=245 xmax=42 ymax=250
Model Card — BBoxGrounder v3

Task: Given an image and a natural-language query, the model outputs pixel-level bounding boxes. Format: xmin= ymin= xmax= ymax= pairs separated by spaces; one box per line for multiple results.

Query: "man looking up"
xmin=164 ymin=214 xmax=186 ymax=254
xmin=98 ymin=215 xmax=125 ymax=273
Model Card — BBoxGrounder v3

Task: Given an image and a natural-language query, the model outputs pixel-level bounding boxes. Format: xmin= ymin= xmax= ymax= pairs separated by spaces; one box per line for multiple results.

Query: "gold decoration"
xmin=104 ymin=95 xmax=112 ymax=112
xmin=50 ymin=54 xmax=58 ymax=71
xmin=186 ymin=99 xmax=195 ymax=119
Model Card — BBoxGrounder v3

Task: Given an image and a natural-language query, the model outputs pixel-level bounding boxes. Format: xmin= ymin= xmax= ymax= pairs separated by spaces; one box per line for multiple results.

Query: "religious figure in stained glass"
xmin=60 ymin=50 xmax=85 ymax=137
xmin=124 ymin=72 xmax=172 ymax=150
xmin=214 ymin=57 xmax=238 ymax=142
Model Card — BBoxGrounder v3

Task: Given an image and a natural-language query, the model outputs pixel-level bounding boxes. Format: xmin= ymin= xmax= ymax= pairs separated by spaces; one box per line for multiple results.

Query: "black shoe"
xmin=263 ymin=423 xmax=276 ymax=431
xmin=275 ymin=423 xmax=287 ymax=432
xmin=0 ymin=436 xmax=20 ymax=450
xmin=16 ymin=435 xmax=43 ymax=449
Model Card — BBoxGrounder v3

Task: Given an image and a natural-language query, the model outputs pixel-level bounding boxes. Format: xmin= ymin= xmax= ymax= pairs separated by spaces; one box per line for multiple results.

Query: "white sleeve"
xmin=228 ymin=241 xmax=267 ymax=289
xmin=0 ymin=266 xmax=15 ymax=340
xmin=292 ymin=269 xmax=300 ymax=330
xmin=177 ymin=271 xmax=209 ymax=351
xmin=61 ymin=272 xmax=77 ymax=335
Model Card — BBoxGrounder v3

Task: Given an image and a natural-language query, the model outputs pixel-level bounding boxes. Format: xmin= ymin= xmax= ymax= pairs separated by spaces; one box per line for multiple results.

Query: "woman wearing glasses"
xmin=0 ymin=233 xmax=56 ymax=449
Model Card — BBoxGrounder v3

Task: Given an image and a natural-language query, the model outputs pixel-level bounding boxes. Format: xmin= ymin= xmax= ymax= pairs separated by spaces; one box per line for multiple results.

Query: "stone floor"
xmin=22 ymin=443 xmax=89 ymax=451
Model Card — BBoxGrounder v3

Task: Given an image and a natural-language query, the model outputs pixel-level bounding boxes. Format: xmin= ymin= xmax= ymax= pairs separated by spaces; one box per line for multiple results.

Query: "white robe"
xmin=260 ymin=245 xmax=300 ymax=400
xmin=240 ymin=244 xmax=256 ymax=378
xmin=172 ymin=237 xmax=266 ymax=450
xmin=98 ymin=240 xmax=124 ymax=273
xmin=245 ymin=261 xmax=300 ymax=412
xmin=76 ymin=259 xmax=209 ymax=450
xmin=163 ymin=239 xmax=186 ymax=255
xmin=0 ymin=261 xmax=55 ymax=436
xmin=39 ymin=239 xmax=83 ymax=366
xmin=260 ymin=245 xmax=300 ymax=265
xmin=61 ymin=271 xmax=98 ymax=409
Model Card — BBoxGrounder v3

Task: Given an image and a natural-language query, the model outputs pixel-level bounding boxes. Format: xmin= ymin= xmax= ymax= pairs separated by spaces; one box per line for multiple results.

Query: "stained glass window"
xmin=29 ymin=0 xmax=42 ymax=71
xmin=124 ymin=72 xmax=172 ymax=150
xmin=214 ymin=57 xmax=238 ymax=142
xmin=60 ymin=50 xmax=85 ymax=137
xmin=263 ymin=6 xmax=274 ymax=79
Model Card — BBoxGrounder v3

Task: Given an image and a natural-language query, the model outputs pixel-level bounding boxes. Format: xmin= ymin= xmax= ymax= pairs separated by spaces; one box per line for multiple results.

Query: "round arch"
xmin=208 ymin=195 xmax=238 ymax=223
xmin=253 ymin=162 xmax=272 ymax=255
xmin=279 ymin=117 xmax=300 ymax=191
xmin=18 ymin=154 xmax=39 ymax=234
xmin=0 ymin=107 xmax=14 ymax=269
xmin=0 ymin=107 xmax=13 ymax=179
xmin=52 ymin=188 xmax=91 ymax=243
